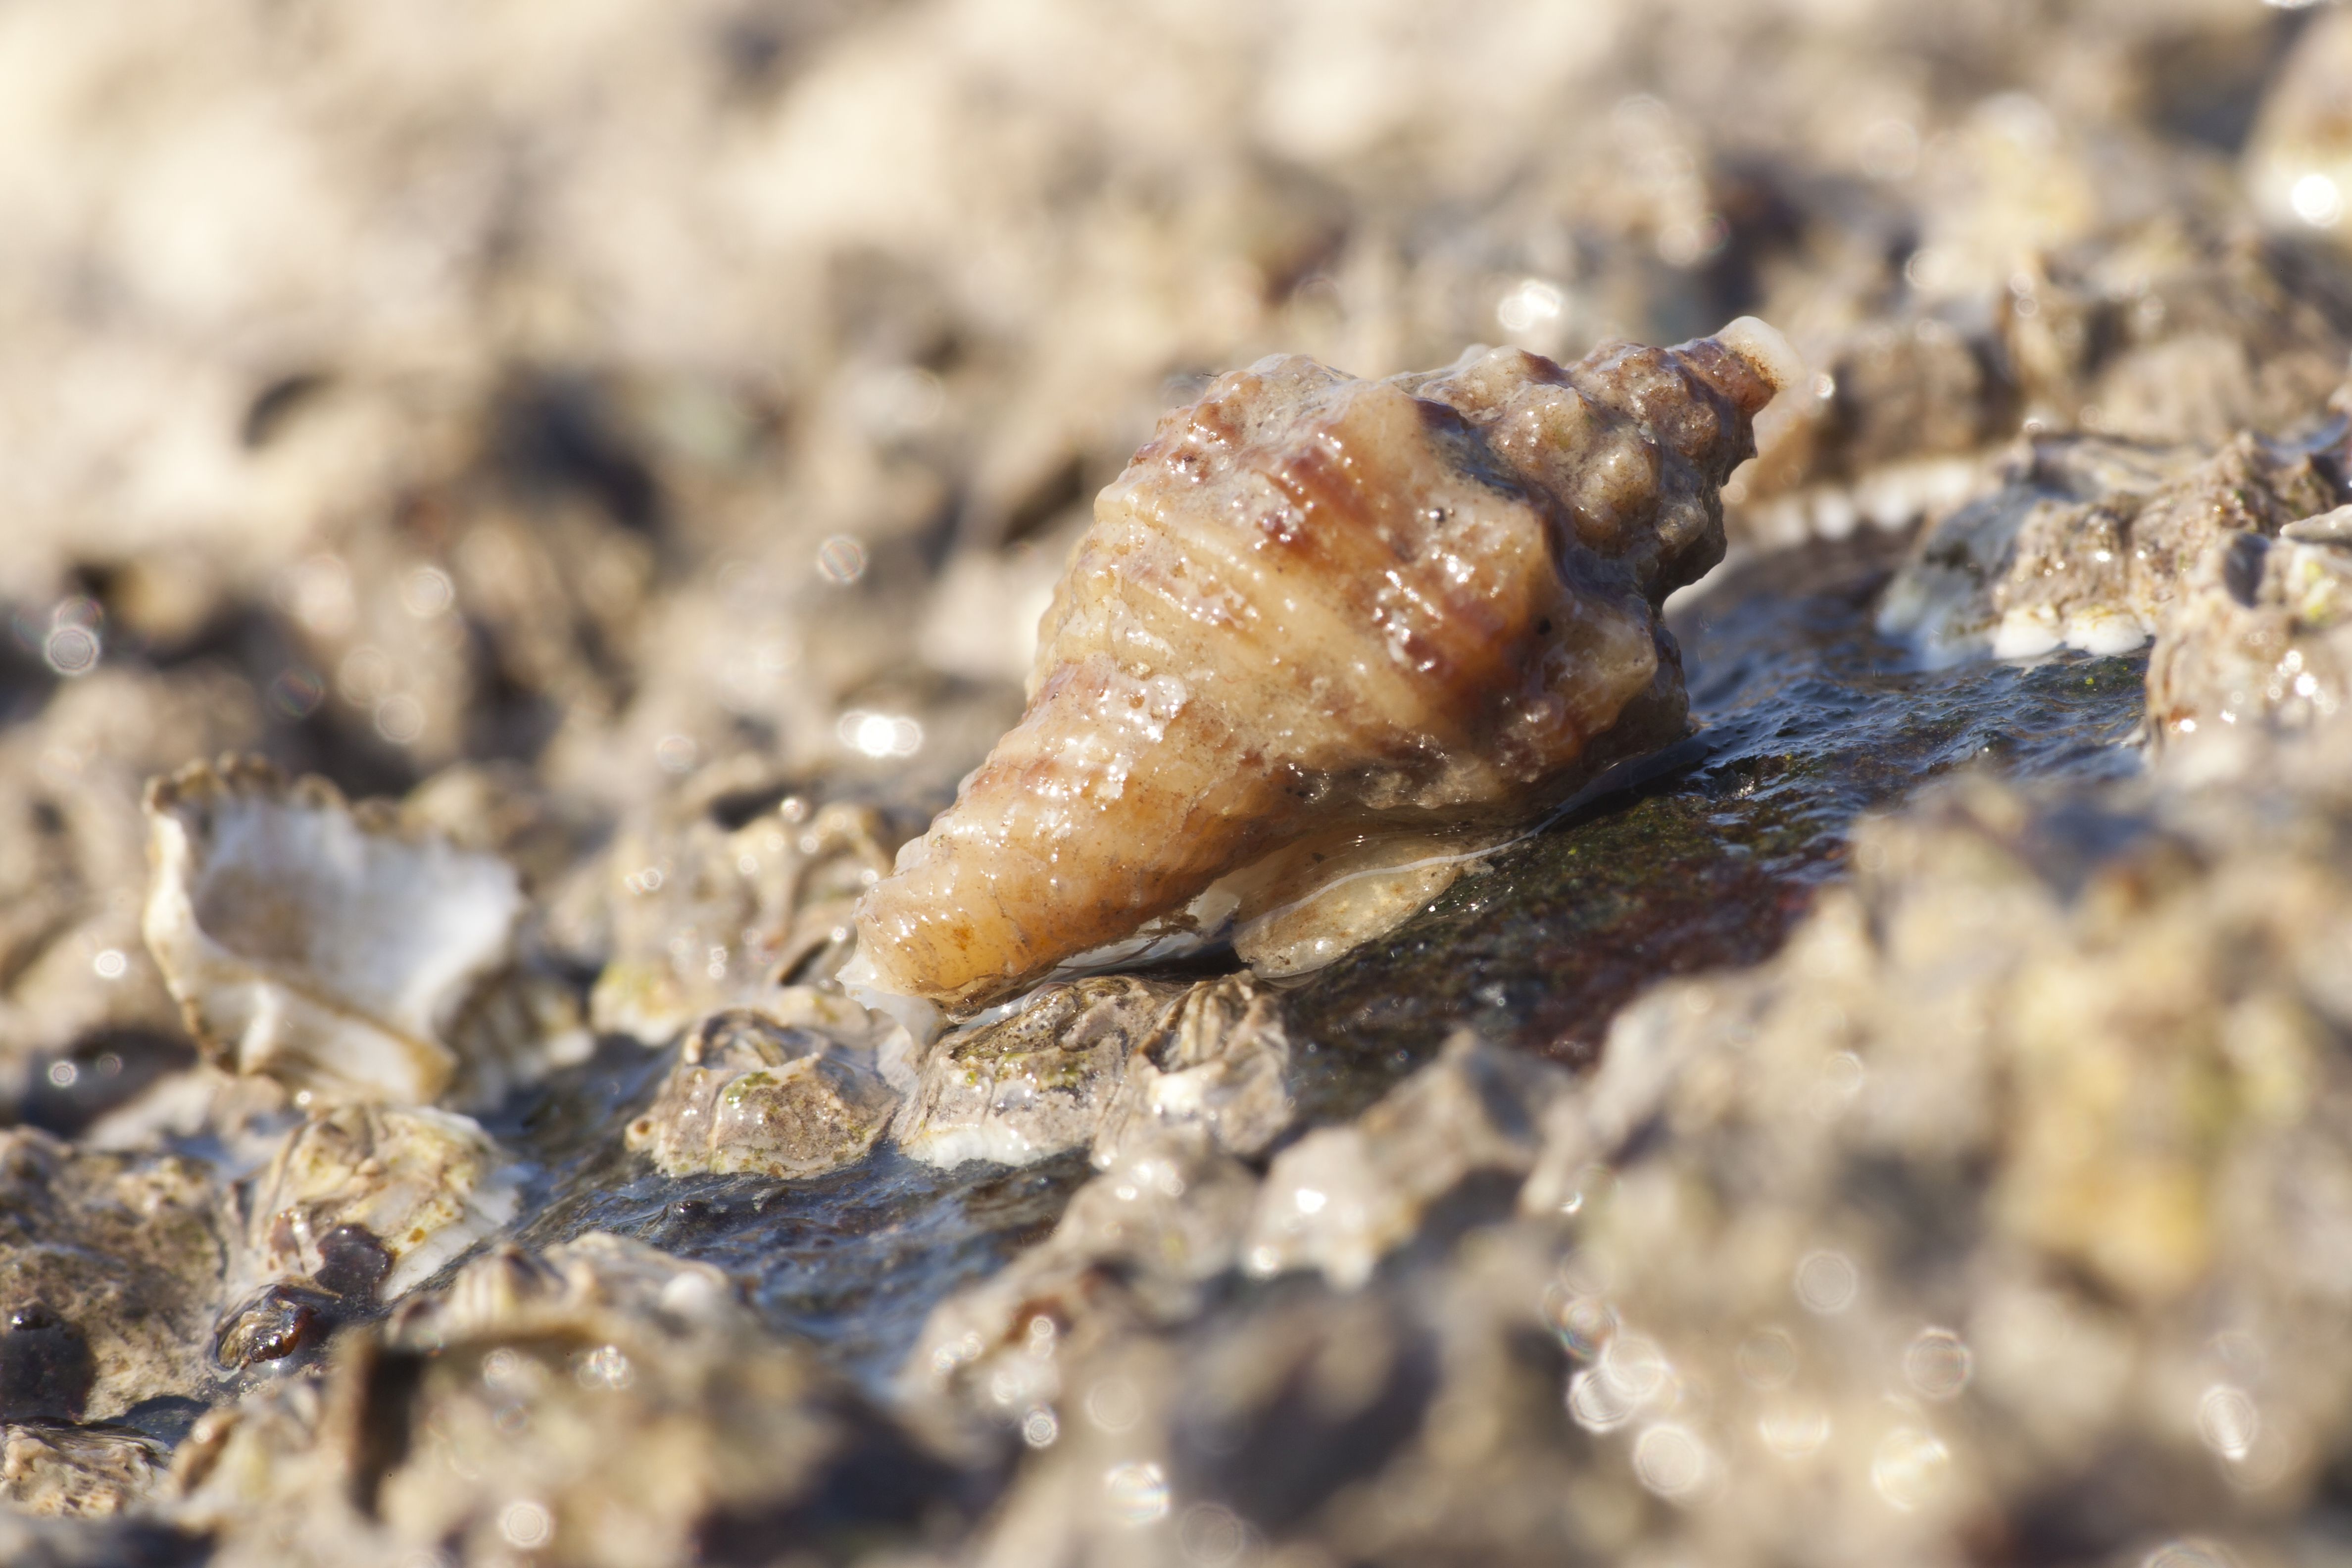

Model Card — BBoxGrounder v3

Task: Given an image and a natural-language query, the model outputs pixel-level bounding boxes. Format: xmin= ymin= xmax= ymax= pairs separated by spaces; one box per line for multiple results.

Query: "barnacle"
xmin=850 ymin=319 xmax=1799 ymax=1010
xmin=624 ymin=1004 xmax=897 ymax=1179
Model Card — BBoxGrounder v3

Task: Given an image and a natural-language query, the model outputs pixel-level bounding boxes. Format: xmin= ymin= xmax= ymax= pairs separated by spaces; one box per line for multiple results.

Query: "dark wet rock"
xmin=624 ymin=1005 xmax=897 ymax=1179
xmin=508 ymin=1134 xmax=1093 ymax=1391
xmin=0 ymin=1309 xmax=95 ymax=1424
xmin=1282 ymin=534 xmax=2150 ymax=1115
xmin=0 ymin=1130 xmax=224 ymax=1422
xmin=14 ymin=1031 xmax=198 ymax=1144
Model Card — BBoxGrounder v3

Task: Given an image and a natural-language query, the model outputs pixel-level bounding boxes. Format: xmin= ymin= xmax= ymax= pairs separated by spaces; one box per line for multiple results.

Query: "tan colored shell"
xmin=854 ymin=320 xmax=1797 ymax=1008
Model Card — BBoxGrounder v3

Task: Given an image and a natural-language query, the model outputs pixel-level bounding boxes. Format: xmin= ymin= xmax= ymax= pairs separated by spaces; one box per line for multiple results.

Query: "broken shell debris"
xmin=171 ymin=1233 xmax=963 ymax=1568
xmin=1880 ymin=421 xmax=2352 ymax=667
xmin=228 ymin=1102 xmax=519 ymax=1314
xmin=142 ymin=757 xmax=586 ymax=1109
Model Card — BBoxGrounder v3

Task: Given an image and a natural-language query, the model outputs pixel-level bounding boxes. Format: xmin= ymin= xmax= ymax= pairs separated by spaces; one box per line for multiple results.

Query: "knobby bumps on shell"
xmin=851 ymin=319 xmax=1800 ymax=1012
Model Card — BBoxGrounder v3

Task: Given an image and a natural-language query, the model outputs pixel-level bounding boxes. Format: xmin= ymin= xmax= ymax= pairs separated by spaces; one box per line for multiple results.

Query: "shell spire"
xmin=854 ymin=318 xmax=1798 ymax=1010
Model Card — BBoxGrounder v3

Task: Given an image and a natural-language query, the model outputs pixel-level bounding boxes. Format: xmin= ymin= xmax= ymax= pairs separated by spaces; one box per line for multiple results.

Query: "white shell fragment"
xmin=141 ymin=757 xmax=577 ymax=1108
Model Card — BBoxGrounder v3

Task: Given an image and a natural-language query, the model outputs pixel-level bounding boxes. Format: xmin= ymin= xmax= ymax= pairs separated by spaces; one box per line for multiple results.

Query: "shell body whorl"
xmin=857 ymin=322 xmax=1793 ymax=1008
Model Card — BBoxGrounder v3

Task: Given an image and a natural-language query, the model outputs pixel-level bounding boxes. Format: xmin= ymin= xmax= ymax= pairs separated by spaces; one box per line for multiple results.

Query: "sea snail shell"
xmin=853 ymin=318 xmax=1800 ymax=1012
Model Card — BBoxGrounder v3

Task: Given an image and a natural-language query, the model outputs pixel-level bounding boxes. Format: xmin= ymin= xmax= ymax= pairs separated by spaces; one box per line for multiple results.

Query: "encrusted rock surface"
xmin=894 ymin=976 xmax=1185 ymax=1171
xmin=174 ymin=1233 xmax=966 ymax=1568
xmin=215 ymin=1103 xmax=519 ymax=1374
xmin=0 ymin=1130 xmax=224 ymax=1425
xmin=1485 ymin=767 xmax=2352 ymax=1565
xmin=11 ymin=2 xmax=2352 ymax=1565
xmin=1881 ymin=420 xmax=2351 ymax=664
xmin=589 ymin=778 xmax=910 ymax=1042
xmin=893 ymin=972 xmax=1302 ymax=1174
xmin=1089 ymin=972 xmax=1293 ymax=1168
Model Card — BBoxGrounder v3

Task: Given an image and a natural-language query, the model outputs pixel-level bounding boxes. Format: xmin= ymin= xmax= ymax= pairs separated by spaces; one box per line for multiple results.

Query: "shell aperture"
xmin=854 ymin=319 xmax=1799 ymax=1009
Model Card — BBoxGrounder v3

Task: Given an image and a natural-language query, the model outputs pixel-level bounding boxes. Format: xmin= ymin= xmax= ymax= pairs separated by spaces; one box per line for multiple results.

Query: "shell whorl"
xmin=856 ymin=320 xmax=1795 ymax=1009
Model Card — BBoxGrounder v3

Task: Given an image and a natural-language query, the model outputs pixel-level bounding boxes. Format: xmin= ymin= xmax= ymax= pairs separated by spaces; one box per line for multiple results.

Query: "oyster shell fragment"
xmin=1089 ymin=970 xmax=1292 ymax=1168
xmin=853 ymin=319 xmax=1800 ymax=1009
xmin=0 ymin=1423 xmax=169 ymax=1519
xmin=141 ymin=757 xmax=584 ymax=1109
xmin=893 ymin=976 xmax=1178 ymax=1170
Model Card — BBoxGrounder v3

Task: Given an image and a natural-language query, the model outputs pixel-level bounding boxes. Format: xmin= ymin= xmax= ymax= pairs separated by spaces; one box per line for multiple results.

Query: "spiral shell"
xmin=853 ymin=320 xmax=1798 ymax=1009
